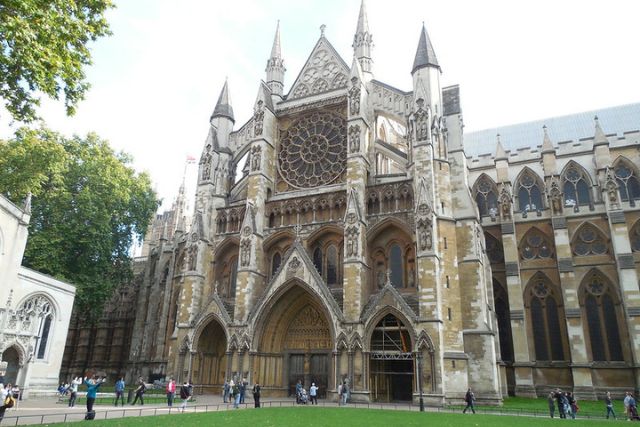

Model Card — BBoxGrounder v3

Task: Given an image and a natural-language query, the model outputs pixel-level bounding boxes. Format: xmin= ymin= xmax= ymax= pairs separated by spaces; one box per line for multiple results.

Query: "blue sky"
xmin=1 ymin=0 xmax=639 ymax=211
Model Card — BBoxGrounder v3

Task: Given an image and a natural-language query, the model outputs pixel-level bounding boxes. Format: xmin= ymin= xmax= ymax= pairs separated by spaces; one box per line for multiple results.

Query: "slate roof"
xmin=463 ymin=103 xmax=640 ymax=157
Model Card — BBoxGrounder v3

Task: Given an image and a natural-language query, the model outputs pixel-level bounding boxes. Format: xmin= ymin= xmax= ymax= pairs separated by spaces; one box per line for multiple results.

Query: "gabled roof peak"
xmin=211 ymin=79 xmax=234 ymax=123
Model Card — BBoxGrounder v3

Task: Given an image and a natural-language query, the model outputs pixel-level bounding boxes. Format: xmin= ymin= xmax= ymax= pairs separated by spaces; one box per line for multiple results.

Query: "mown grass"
xmin=69 ymin=407 xmax=625 ymax=426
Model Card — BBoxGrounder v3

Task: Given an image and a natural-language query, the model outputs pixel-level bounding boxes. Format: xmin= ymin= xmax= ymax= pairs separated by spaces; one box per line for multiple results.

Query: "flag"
xmin=186 ymin=155 xmax=196 ymax=164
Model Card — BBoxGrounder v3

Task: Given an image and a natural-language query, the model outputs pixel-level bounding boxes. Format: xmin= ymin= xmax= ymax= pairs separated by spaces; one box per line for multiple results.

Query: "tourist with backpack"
xmin=114 ymin=377 xmax=125 ymax=406
xmin=131 ymin=376 xmax=146 ymax=405
xmin=179 ymin=381 xmax=192 ymax=412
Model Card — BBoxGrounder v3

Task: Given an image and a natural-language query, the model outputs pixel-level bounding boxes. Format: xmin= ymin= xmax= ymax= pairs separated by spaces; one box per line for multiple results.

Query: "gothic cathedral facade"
xmin=65 ymin=2 xmax=640 ymax=402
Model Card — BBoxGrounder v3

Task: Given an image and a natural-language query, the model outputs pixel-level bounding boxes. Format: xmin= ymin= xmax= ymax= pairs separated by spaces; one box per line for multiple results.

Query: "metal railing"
xmin=2 ymin=399 xmax=616 ymax=425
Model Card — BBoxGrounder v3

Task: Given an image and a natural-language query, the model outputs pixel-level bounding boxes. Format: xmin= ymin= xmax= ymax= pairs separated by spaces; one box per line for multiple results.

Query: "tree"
xmin=0 ymin=0 xmax=114 ymax=122
xmin=0 ymin=128 xmax=159 ymax=320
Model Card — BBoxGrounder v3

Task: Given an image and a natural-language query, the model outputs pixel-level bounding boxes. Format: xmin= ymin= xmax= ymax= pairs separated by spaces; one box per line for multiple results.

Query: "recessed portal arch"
xmin=191 ymin=316 xmax=228 ymax=392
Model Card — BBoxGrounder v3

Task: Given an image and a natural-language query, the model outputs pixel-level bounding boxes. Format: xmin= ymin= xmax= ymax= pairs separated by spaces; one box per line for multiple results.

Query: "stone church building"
xmin=62 ymin=2 xmax=640 ymax=403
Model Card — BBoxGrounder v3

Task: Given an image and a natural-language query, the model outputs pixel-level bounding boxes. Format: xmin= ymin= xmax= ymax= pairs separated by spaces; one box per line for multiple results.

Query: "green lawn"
xmin=70 ymin=407 xmax=625 ymax=426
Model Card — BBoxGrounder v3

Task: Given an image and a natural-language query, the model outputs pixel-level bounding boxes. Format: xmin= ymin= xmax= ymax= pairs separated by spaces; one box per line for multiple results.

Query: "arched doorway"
xmin=192 ymin=318 xmax=227 ymax=393
xmin=2 ymin=347 xmax=20 ymax=385
xmin=369 ymin=313 xmax=413 ymax=402
xmin=256 ymin=284 xmax=333 ymax=398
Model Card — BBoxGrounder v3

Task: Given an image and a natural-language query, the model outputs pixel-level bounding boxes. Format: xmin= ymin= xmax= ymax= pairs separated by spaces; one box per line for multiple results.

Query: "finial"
xmin=320 ymin=24 xmax=326 ymax=37
xmin=294 ymin=222 xmax=302 ymax=241
xmin=385 ymin=269 xmax=392 ymax=286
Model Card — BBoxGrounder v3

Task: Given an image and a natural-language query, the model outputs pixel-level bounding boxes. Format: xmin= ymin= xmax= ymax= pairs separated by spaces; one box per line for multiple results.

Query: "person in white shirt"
xmin=309 ymin=383 xmax=318 ymax=405
xmin=0 ymin=383 xmax=11 ymax=422
xmin=69 ymin=377 xmax=82 ymax=407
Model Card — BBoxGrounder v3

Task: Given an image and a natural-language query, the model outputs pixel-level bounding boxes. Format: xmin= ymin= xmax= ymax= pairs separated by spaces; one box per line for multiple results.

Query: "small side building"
xmin=0 ymin=194 xmax=76 ymax=398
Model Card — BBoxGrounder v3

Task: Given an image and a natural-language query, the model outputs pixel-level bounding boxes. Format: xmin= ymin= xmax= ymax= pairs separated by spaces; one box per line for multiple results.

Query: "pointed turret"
xmin=593 ymin=115 xmax=609 ymax=146
xmin=495 ymin=134 xmax=508 ymax=161
xmin=211 ymin=80 xmax=234 ymax=123
xmin=541 ymin=125 xmax=555 ymax=153
xmin=353 ymin=0 xmax=373 ymax=77
xmin=266 ymin=21 xmax=286 ymax=96
xmin=412 ymin=23 xmax=440 ymax=74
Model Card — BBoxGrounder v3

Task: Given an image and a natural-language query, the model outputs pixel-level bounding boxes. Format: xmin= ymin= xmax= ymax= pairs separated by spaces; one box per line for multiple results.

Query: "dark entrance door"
xmin=370 ymin=358 xmax=413 ymax=402
xmin=309 ymin=353 xmax=328 ymax=398
xmin=288 ymin=354 xmax=305 ymax=396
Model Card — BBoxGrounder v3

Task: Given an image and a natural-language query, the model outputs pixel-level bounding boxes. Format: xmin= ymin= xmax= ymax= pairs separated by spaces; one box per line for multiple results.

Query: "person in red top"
xmin=166 ymin=378 xmax=176 ymax=407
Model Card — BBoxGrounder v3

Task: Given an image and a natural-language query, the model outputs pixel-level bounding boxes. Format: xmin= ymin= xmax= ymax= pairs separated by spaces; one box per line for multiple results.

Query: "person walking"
xmin=309 ymin=382 xmax=318 ymax=405
xmin=555 ymin=389 xmax=566 ymax=419
xmin=166 ymin=378 xmax=176 ymax=407
xmin=625 ymin=392 xmax=632 ymax=421
xmin=0 ymin=383 xmax=12 ymax=423
xmin=337 ymin=382 xmax=343 ymax=406
xmin=567 ymin=392 xmax=578 ymax=419
xmin=223 ymin=379 xmax=230 ymax=403
xmin=240 ymin=378 xmax=247 ymax=404
xmin=295 ymin=380 xmax=303 ymax=404
xmin=114 ymin=377 xmax=125 ymax=406
xmin=131 ymin=376 xmax=146 ymax=405
xmin=547 ymin=391 xmax=555 ymax=418
xmin=233 ymin=381 xmax=241 ymax=409
xmin=605 ymin=391 xmax=616 ymax=419
xmin=463 ymin=388 xmax=476 ymax=414
xmin=179 ymin=381 xmax=192 ymax=412
xmin=252 ymin=382 xmax=261 ymax=408
xmin=68 ymin=377 xmax=82 ymax=408
xmin=84 ymin=375 xmax=106 ymax=416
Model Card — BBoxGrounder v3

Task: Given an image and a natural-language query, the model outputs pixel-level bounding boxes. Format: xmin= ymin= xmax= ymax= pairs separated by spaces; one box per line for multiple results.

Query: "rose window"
xmin=278 ymin=112 xmax=347 ymax=189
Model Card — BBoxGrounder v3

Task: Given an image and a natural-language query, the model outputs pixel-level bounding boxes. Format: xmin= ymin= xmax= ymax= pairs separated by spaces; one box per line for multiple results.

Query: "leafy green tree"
xmin=0 ymin=128 xmax=159 ymax=320
xmin=0 ymin=0 xmax=114 ymax=122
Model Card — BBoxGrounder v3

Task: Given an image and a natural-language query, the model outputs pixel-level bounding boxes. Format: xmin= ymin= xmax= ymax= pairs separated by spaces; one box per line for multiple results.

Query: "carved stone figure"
xmin=417 ymin=218 xmax=433 ymax=251
xmin=187 ymin=245 xmax=198 ymax=270
xmin=346 ymin=226 xmax=359 ymax=257
xmin=202 ymin=154 xmax=212 ymax=180
xmin=349 ymin=124 xmax=360 ymax=153
xmin=498 ymin=184 xmax=512 ymax=220
xmin=288 ymin=256 xmax=301 ymax=271
xmin=414 ymin=99 xmax=429 ymax=141
xmin=348 ymin=77 xmax=361 ymax=115
xmin=251 ymin=145 xmax=262 ymax=172
xmin=254 ymin=100 xmax=264 ymax=136
xmin=240 ymin=239 xmax=251 ymax=267
xmin=548 ymin=178 xmax=563 ymax=214
xmin=605 ymin=167 xmax=619 ymax=206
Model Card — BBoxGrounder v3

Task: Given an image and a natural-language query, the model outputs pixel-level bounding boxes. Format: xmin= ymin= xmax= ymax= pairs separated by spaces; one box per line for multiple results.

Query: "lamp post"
xmin=417 ymin=352 xmax=424 ymax=412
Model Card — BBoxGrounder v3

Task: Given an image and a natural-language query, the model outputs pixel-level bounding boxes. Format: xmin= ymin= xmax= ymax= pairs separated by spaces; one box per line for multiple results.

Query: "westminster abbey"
xmin=62 ymin=2 xmax=640 ymax=403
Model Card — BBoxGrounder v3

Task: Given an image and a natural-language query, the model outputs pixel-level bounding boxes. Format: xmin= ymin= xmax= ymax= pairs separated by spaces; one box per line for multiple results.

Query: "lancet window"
xmin=562 ymin=163 xmax=592 ymax=208
xmin=614 ymin=161 xmax=640 ymax=203
xmin=473 ymin=175 xmax=498 ymax=217
xmin=525 ymin=274 xmax=567 ymax=361
xmin=516 ymin=169 xmax=544 ymax=212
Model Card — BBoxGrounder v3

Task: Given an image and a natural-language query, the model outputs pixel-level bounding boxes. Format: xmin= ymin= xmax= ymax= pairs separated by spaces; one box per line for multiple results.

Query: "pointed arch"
xmin=518 ymin=227 xmax=554 ymax=260
xmin=367 ymin=218 xmax=415 ymax=291
xmin=514 ymin=167 xmax=545 ymax=212
xmin=364 ymin=306 xmax=416 ymax=353
xmin=561 ymin=161 xmax=594 ymax=208
xmin=0 ymin=341 xmax=27 ymax=367
xmin=523 ymin=272 xmax=568 ymax=361
xmin=415 ymin=330 xmax=435 ymax=353
xmin=613 ymin=156 xmax=640 ymax=204
xmin=228 ymin=334 xmax=239 ymax=352
xmin=191 ymin=312 xmax=230 ymax=352
xmin=493 ymin=278 xmax=513 ymax=362
xmin=336 ymin=332 xmax=349 ymax=352
xmin=350 ymin=333 xmax=364 ymax=351
xmin=571 ymin=222 xmax=610 ymax=257
xmin=578 ymin=268 xmax=624 ymax=361
xmin=307 ymin=225 xmax=344 ymax=287
xmin=472 ymin=173 xmax=499 ymax=217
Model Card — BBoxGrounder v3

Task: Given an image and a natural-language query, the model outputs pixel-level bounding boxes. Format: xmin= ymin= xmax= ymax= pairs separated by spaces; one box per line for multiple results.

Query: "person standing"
xmin=179 ymin=381 xmax=192 ymax=412
xmin=567 ymin=392 xmax=577 ymax=419
xmin=223 ymin=379 xmax=230 ymax=403
xmin=114 ymin=377 xmax=125 ymax=406
xmin=341 ymin=381 xmax=349 ymax=406
xmin=555 ymin=389 xmax=566 ymax=419
xmin=69 ymin=377 xmax=82 ymax=408
xmin=84 ymin=375 xmax=106 ymax=415
xmin=239 ymin=378 xmax=247 ymax=404
xmin=0 ymin=383 xmax=12 ymax=423
xmin=309 ymin=383 xmax=318 ymax=405
xmin=296 ymin=380 xmax=303 ymax=404
xmin=547 ymin=391 xmax=555 ymax=418
xmin=252 ymin=382 xmax=261 ymax=408
xmin=463 ymin=388 xmax=476 ymax=414
xmin=131 ymin=376 xmax=146 ymax=405
xmin=625 ymin=392 xmax=632 ymax=421
xmin=605 ymin=391 xmax=616 ymax=419
xmin=337 ymin=382 xmax=343 ymax=406
xmin=166 ymin=378 xmax=176 ymax=407
xmin=233 ymin=381 xmax=241 ymax=409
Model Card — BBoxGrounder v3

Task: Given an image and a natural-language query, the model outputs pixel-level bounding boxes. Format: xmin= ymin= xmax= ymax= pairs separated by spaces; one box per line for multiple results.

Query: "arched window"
xmin=614 ymin=161 xmax=640 ymax=203
xmin=493 ymin=280 xmax=513 ymax=362
xmin=572 ymin=224 xmax=608 ymax=256
xmin=485 ymin=233 xmax=504 ymax=264
xmin=16 ymin=295 xmax=54 ymax=360
xmin=36 ymin=309 xmax=53 ymax=360
xmin=313 ymin=247 xmax=323 ymax=274
xmin=473 ymin=175 xmax=498 ymax=217
xmin=526 ymin=274 xmax=566 ymax=361
xmin=516 ymin=169 xmax=543 ymax=212
xmin=562 ymin=163 xmax=592 ymax=207
xmin=389 ymin=244 xmax=404 ymax=288
xmin=581 ymin=271 xmax=624 ymax=361
xmin=631 ymin=222 xmax=640 ymax=253
xmin=271 ymin=252 xmax=282 ymax=278
xmin=519 ymin=228 xmax=554 ymax=260
xmin=326 ymin=245 xmax=338 ymax=285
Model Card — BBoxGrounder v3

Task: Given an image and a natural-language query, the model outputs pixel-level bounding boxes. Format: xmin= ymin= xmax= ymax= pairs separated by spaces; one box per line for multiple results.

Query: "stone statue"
xmin=346 ymin=226 xmax=359 ymax=257
xmin=251 ymin=145 xmax=262 ymax=172
xmin=202 ymin=154 xmax=212 ymax=180
xmin=498 ymin=184 xmax=512 ymax=220
xmin=605 ymin=167 xmax=619 ymax=206
xmin=418 ymin=218 xmax=433 ymax=251
xmin=187 ymin=245 xmax=198 ymax=270
xmin=254 ymin=100 xmax=264 ymax=136
xmin=349 ymin=125 xmax=360 ymax=153
xmin=548 ymin=178 xmax=563 ymax=214
xmin=240 ymin=239 xmax=251 ymax=267
xmin=348 ymin=77 xmax=361 ymax=115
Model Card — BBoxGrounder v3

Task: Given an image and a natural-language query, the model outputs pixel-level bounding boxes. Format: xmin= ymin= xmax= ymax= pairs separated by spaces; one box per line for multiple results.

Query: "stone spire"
xmin=211 ymin=79 xmax=234 ymax=123
xmin=412 ymin=23 xmax=440 ymax=74
xmin=353 ymin=0 xmax=373 ymax=76
xmin=541 ymin=125 xmax=555 ymax=153
xmin=593 ymin=115 xmax=609 ymax=146
xmin=266 ymin=21 xmax=286 ymax=96
xmin=495 ymin=134 xmax=508 ymax=161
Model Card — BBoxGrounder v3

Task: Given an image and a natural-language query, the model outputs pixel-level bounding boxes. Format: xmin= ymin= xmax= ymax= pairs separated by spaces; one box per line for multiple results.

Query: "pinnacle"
xmin=270 ymin=20 xmax=282 ymax=59
xmin=211 ymin=79 xmax=235 ymax=123
xmin=412 ymin=23 xmax=440 ymax=74
xmin=593 ymin=115 xmax=609 ymax=145
xmin=495 ymin=133 xmax=508 ymax=160
xmin=542 ymin=125 xmax=554 ymax=152
xmin=356 ymin=0 xmax=369 ymax=35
